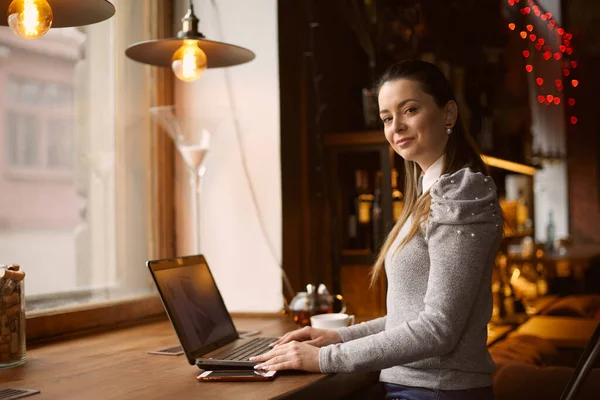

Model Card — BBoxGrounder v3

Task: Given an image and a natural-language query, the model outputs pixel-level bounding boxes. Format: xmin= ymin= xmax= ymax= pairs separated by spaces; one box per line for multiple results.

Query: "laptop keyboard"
xmin=219 ymin=337 xmax=277 ymax=361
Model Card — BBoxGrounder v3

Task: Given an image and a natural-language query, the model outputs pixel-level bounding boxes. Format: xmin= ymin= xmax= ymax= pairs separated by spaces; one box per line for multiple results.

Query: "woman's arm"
xmin=319 ymin=169 xmax=502 ymax=373
xmin=336 ymin=316 xmax=387 ymax=342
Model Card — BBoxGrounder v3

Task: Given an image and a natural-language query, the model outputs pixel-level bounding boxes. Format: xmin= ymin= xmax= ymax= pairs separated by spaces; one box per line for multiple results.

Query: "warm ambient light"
xmin=171 ymin=40 xmax=207 ymax=82
xmin=125 ymin=2 xmax=254 ymax=83
xmin=481 ymin=155 xmax=537 ymax=176
xmin=7 ymin=0 xmax=52 ymax=39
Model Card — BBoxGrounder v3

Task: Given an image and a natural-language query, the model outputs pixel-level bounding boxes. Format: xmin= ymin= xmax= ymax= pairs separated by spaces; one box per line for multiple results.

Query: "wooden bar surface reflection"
xmin=0 ymin=316 xmax=378 ymax=400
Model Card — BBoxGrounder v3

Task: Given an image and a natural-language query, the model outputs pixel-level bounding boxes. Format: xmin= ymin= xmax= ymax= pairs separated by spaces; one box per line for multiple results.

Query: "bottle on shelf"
xmin=516 ymin=189 xmax=529 ymax=233
xmin=347 ymin=170 xmax=360 ymax=250
xmin=546 ymin=209 xmax=556 ymax=253
xmin=372 ymin=171 xmax=383 ymax=251
xmin=391 ymin=168 xmax=404 ymax=222
xmin=494 ymin=253 xmax=516 ymax=320
xmin=356 ymin=169 xmax=374 ymax=250
xmin=478 ymin=92 xmax=494 ymax=152
xmin=536 ymin=262 xmax=549 ymax=297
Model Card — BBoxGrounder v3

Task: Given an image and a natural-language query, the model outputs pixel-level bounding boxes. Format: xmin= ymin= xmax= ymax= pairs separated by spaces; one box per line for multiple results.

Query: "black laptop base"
xmin=196 ymin=359 xmax=258 ymax=371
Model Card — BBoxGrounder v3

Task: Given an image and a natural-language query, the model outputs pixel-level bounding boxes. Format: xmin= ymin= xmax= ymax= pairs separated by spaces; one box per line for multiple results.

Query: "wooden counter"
xmin=0 ymin=316 xmax=378 ymax=400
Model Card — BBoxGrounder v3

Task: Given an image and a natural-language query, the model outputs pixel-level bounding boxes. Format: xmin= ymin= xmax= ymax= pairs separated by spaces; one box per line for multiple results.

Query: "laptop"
xmin=147 ymin=254 xmax=277 ymax=370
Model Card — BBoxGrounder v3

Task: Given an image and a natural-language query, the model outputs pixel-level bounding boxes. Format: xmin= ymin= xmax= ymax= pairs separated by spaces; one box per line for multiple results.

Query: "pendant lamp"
xmin=0 ymin=0 xmax=115 ymax=40
xmin=125 ymin=0 xmax=255 ymax=82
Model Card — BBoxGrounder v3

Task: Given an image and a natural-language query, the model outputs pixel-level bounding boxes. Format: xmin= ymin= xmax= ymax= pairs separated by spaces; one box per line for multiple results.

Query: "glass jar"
xmin=0 ymin=265 xmax=26 ymax=369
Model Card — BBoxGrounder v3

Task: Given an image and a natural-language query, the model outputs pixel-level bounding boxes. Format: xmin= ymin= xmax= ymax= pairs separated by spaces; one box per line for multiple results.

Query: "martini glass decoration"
xmin=149 ymin=105 xmax=225 ymax=254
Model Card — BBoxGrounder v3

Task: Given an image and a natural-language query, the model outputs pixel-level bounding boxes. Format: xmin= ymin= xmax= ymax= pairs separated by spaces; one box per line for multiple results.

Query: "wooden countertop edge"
xmin=25 ymin=295 xmax=288 ymax=346
xmin=25 ymin=294 xmax=168 ymax=345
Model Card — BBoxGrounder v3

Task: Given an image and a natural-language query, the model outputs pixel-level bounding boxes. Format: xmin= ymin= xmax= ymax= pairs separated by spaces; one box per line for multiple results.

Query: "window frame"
xmin=23 ymin=0 xmax=176 ymax=342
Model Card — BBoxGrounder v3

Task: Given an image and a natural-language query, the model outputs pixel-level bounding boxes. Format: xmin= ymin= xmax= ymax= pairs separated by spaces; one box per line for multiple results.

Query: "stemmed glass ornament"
xmin=149 ymin=105 xmax=225 ymax=253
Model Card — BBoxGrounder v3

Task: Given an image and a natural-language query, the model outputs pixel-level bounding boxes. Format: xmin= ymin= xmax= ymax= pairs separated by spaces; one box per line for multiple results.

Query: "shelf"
xmin=505 ymin=254 xmax=536 ymax=262
xmin=323 ymin=131 xmax=388 ymax=147
xmin=504 ymin=229 xmax=534 ymax=239
xmin=323 ymin=132 xmax=538 ymax=178
xmin=341 ymin=249 xmax=376 ymax=266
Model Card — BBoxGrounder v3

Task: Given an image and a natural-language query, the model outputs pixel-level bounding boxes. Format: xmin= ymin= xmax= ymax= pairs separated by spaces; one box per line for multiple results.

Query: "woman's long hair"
xmin=370 ymin=60 xmax=488 ymax=287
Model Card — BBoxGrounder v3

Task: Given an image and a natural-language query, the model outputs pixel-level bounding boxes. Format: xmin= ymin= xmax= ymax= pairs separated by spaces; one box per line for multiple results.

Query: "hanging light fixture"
xmin=125 ymin=1 xmax=255 ymax=82
xmin=0 ymin=0 xmax=115 ymax=40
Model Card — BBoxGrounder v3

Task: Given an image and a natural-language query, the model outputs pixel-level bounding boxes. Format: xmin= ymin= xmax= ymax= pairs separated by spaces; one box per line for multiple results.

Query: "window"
xmin=4 ymin=76 xmax=74 ymax=174
xmin=47 ymin=118 xmax=74 ymax=169
xmin=0 ymin=0 xmax=172 ymax=321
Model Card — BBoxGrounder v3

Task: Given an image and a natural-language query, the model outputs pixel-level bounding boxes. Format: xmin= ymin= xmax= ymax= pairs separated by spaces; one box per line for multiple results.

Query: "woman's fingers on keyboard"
xmin=271 ymin=327 xmax=310 ymax=347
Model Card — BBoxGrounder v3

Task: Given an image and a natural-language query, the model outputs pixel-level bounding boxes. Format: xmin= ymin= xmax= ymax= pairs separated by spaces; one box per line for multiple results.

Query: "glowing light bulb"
xmin=171 ymin=40 xmax=207 ymax=83
xmin=7 ymin=0 xmax=53 ymax=40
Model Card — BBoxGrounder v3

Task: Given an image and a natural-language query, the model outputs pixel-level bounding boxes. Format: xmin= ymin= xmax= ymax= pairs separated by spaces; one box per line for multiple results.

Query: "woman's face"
xmin=378 ymin=79 xmax=456 ymax=171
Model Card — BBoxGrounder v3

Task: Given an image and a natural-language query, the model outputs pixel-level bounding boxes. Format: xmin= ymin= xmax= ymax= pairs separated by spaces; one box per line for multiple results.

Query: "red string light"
xmin=556 ymin=80 xmax=563 ymax=92
xmin=506 ymin=0 xmax=578 ymax=122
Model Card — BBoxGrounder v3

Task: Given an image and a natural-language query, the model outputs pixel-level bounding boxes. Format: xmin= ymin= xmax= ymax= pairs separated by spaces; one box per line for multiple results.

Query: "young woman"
xmin=251 ymin=60 xmax=502 ymax=400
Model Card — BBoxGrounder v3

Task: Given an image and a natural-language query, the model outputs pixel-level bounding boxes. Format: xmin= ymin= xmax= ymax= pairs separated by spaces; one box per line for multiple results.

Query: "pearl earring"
xmin=446 ymin=127 xmax=452 ymax=135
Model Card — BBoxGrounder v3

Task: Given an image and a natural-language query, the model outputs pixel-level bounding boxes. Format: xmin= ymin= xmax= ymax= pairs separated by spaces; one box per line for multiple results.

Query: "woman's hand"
xmin=271 ymin=326 xmax=343 ymax=348
xmin=249 ymin=340 xmax=321 ymax=372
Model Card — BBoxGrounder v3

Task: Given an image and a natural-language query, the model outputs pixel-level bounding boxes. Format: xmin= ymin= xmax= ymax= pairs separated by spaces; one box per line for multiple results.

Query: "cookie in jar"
xmin=0 ymin=264 xmax=26 ymax=368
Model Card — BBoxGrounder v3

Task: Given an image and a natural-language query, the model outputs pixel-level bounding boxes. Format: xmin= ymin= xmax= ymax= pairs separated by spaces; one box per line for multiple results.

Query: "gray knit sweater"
xmin=319 ymin=168 xmax=502 ymax=390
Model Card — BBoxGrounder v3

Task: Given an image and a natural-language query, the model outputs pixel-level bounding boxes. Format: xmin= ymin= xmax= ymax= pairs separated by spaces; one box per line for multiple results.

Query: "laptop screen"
xmin=151 ymin=257 xmax=238 ymax=360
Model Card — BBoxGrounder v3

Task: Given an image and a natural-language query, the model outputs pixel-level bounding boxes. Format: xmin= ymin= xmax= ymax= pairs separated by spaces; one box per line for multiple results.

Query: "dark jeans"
xmin=383 ymin=383 xmax=494 ymax=400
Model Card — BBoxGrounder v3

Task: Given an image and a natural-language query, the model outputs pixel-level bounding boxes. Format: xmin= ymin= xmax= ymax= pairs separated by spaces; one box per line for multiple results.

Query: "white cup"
xmin=310 ymin=313 xmax=355 ymax=330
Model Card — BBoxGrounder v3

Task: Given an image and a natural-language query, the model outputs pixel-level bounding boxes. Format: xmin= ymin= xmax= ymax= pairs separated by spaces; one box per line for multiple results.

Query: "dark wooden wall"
xmin=279 ymin=0 xmax=371 ymax=297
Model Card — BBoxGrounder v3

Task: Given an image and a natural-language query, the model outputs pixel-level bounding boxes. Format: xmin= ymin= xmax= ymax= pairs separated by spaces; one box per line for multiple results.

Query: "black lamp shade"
xmin=125 ymin=37 xmax=255 ymax=68
xmin=0 ymin=0 xmax=115 ymax=28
